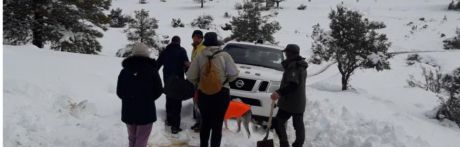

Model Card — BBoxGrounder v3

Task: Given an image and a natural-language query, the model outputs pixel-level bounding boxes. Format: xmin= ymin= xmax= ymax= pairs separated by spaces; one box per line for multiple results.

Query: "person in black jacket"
xmin=157 ymin=36 xmax=190 ymax=134
xmin=271 ymin=44 xmax=308 ymax=147
xmin=116 ymin=42 xmax=163 ymax=147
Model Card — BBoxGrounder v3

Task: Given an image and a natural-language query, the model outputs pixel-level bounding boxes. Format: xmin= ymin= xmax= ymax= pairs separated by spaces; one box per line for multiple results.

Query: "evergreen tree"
xmin=437 ymin=67 xmax=460 ymax=127
xmin=3 ymin=0 xmax=33 ymax=45
xmin=193 ymin=0 xmax=206 ymax=8
xmin=448 ymin=0 xmax=460 ymax=10
xmin=274 ymin=0 xmax=284 ymax=8
xmin=171 ymin=18 xmax=185 ymax=28
xmin=191 ymin=15 xmax=214 ymax=30
xmin=311 ymin=6 xmax=392 ymax=90
xmin=3 ymin=0 xmax=111 ymax=54
xmin=52 ymin=31 xmax=103 ymax=54
xmin=124 ymin=9 xmax=159 ymax=52
xmin=458 ymin=0 xmax=460 ymax=9
xmin=264 ymin=0 xmax=284 ymax=9
xmin=108 ymin=8 xmax=132 ymax=28
xmin=265 ymin=0 xmax=274 ymax=8
xmin=230 ymin=2 xmax=281 ymax=44
xmin=443 ymin=28 xmax=460 ymax=50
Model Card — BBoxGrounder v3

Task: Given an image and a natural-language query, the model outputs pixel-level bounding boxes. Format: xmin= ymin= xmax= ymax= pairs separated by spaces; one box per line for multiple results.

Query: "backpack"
xmin=199 ymin=50 xmax=225 ymax=95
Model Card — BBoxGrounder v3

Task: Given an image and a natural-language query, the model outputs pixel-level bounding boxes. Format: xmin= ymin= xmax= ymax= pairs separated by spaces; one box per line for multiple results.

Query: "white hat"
xmin=131 ymin=42 xmax=151 ymax=57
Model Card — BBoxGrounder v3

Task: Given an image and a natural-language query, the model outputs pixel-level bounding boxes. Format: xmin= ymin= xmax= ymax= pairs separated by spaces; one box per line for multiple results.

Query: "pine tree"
xmin=437 ymin=67 xmax=460 ymax=127
xmin=3 ymin=0 xmax=32 ymax=45
xmin=458 ymin=0 xmax=460 ymax=9
xmin=448 ymin=0 xmax=460 ymax=10
xmin=443 ymin=28 xmax=460 ymax=50
xmin=265 ymin=0 xmax=275 ymax=8
xmin=52 ymin=32 xmax=103 ymax=54
xmin=274 ymin=0 xmax=284 ymax=8
xmin=192 ymin=0 xmax=210 ymax=8
xmin=191 ymin=15 xmax=214 ymax=30
xmin=109 ymin=8 xmax=132 ymax=28
xmin=171 ymin=18 xmax=185 ymax=28
xmin=311 ymin=6 xmax=392 ymax=90
xmin=124 ymin=9 xmax=159 ymax=52
xmin=49 ymin=0 xmax=111 ymax=54
xmin=3 ymin=0 xmax=111 ymax=54
xmin=264 ymin=0 xmax=284 ymax=9
xmin=230 ymin=2 xmax=281 ymax=44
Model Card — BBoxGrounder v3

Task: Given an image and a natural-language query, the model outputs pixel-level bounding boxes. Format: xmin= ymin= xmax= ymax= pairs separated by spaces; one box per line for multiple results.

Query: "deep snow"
xmin=4 ymin=0 xmax=460 ymax=147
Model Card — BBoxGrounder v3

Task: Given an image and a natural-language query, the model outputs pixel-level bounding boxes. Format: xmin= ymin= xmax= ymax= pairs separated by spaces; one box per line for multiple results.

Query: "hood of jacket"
xmin=122 ymin=56 xmax=156 ymax=70
xmin=202 ymin=46 xmax=223 ymax=56
xmin=282 ymin=56 xmax=308 ymax=70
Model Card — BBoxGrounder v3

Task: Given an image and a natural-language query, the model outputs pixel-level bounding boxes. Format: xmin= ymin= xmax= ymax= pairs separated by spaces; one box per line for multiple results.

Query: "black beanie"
xmin=203 ymin=32 xmax=222 ymax=46
xmin=192 ymin=30 xmax=203 ymax=38
xmin=171 ymin=36 xmax=181 ymax=44
xmin=283 ymin=44 xmax=300 ymax=54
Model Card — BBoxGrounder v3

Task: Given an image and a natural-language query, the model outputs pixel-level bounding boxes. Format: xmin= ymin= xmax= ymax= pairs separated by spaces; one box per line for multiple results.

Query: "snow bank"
xmin=5 ymin=0 xmax=460 ymax=146
xmin=304 ymin=100 xmax=430 ymax=147
xmin=0 ymin=45 xmax=428 ymax=147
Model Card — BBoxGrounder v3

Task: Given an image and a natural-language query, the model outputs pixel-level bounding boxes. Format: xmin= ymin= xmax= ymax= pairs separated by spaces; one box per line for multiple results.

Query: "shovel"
xmin=257 ymin=100 xmax=275 ymax=147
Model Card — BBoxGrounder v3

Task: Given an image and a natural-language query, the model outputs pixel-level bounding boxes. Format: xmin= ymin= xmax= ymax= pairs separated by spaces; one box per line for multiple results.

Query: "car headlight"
xmin=267 ymin=81 xmax=281 ymax=93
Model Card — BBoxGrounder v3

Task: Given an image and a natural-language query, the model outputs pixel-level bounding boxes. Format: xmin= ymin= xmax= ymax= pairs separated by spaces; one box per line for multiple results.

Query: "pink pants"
xmin=126 ymin=123 xmax=153 ymax=147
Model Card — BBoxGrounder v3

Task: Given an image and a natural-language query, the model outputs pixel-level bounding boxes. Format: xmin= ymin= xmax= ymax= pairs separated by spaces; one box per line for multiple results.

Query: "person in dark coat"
xmin=271 ymin=44 xmax=308 ymax=147
xmin=116 ymin=42 xmax=163 ymax=147
xmin=157 ymin=36 xmax=190 ymax=134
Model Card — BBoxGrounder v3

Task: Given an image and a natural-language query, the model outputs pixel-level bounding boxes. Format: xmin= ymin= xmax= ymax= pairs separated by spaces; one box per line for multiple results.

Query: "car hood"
xmin=236 ymin=63 xmax=283 ymax=82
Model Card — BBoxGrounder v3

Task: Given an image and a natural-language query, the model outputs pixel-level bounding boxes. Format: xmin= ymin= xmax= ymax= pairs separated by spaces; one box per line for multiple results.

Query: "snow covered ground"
xmin=4 ymin=0 xmax=460 ymax=147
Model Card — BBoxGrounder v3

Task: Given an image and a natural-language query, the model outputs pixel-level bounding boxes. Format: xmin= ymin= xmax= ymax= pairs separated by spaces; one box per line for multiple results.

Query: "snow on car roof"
xmin=224 ymin=41 xmax=284 ymax=51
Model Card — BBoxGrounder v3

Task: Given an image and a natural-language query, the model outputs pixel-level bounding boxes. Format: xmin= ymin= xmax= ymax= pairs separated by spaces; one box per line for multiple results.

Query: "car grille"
xmin=230 ymin=95 xmax=262 ymax=106
xmin=229 ymin=78 xmax=256 ymax=91
xmin=258 ymin=81 xmax=269 ymax=92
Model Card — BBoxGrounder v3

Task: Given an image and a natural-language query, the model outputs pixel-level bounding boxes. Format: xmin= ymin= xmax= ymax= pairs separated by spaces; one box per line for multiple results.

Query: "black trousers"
xmin=198 ymin=88 xmax=230 ymax=147
xmin=193 ymin=91 xmax=201 ymax=124
xmin=163 ymin=75 xmax=184 ymax=129
xmin=166 ymin=97 xmax=182 ymax=128
xmin=193 ymin=100 xmax=201 ymax=125
xmin=274 ymin=109 xmax=305 ymax=147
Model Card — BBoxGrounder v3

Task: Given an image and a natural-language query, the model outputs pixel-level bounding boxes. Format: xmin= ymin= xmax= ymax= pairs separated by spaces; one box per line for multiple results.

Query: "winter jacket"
xmin=116 ymin=56 xmax=163 ymax=125
xmin=191 ymin=42 xmax=206 ymax=61
xmin=276 ymin=56 xmax=308 ymax=114
xmin=157 ymin=43 xmax=189 ymax=78
xmin=186 ymin=46 xmax=240 ymax=89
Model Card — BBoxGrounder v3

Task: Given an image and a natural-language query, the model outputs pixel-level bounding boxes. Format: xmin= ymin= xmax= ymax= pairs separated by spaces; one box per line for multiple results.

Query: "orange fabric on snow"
xmin=224 ymin=101 xmax=251 ymax=120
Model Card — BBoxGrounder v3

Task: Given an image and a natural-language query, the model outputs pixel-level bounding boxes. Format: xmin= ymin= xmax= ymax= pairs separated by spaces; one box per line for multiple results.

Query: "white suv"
xmin=223 ymin=42 xmax=284 ymax=124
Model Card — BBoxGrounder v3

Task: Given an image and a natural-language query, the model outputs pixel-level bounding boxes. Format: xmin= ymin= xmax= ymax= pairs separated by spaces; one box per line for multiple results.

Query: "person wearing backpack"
xmin=186 ymin=32 xmax=239 ymax=147
xmin=116 ymin=42 xmax=163 ymax=147
xmin=157 ymin=36 xmax=190 ymax=134
xmin=270 ymin=44 xmax=308 ymax=147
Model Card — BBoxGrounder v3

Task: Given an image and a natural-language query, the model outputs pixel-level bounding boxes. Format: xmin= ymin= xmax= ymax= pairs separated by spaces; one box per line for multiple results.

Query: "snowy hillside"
xmin=4 ymin=0 xmax=460 ymax=147
xmin=100 ymin=0 xmax=460 ymax=57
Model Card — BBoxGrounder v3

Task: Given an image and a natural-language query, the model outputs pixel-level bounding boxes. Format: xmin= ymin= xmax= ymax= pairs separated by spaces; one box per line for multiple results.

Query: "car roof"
xmin=223 ymin=41 xmax=284 ymax=51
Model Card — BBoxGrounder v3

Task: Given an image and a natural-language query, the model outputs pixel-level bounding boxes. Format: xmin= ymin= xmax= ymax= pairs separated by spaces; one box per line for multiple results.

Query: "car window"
xmin=224 ymin=44 xmax=284 ymax=71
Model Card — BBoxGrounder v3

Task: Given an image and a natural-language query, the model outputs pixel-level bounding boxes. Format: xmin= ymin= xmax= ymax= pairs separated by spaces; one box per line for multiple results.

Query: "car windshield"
xmin=223 ymin=44 xmax=284 ymax=71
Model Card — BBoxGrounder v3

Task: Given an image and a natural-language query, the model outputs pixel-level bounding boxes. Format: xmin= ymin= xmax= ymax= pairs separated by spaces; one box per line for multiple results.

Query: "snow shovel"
xmin=257 ymin=100 xmax=275 ymax=147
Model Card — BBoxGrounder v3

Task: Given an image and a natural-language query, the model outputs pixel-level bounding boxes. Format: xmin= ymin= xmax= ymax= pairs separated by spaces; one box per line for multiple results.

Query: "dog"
xmin=224 ymin=99 xmax=253 ymax=138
